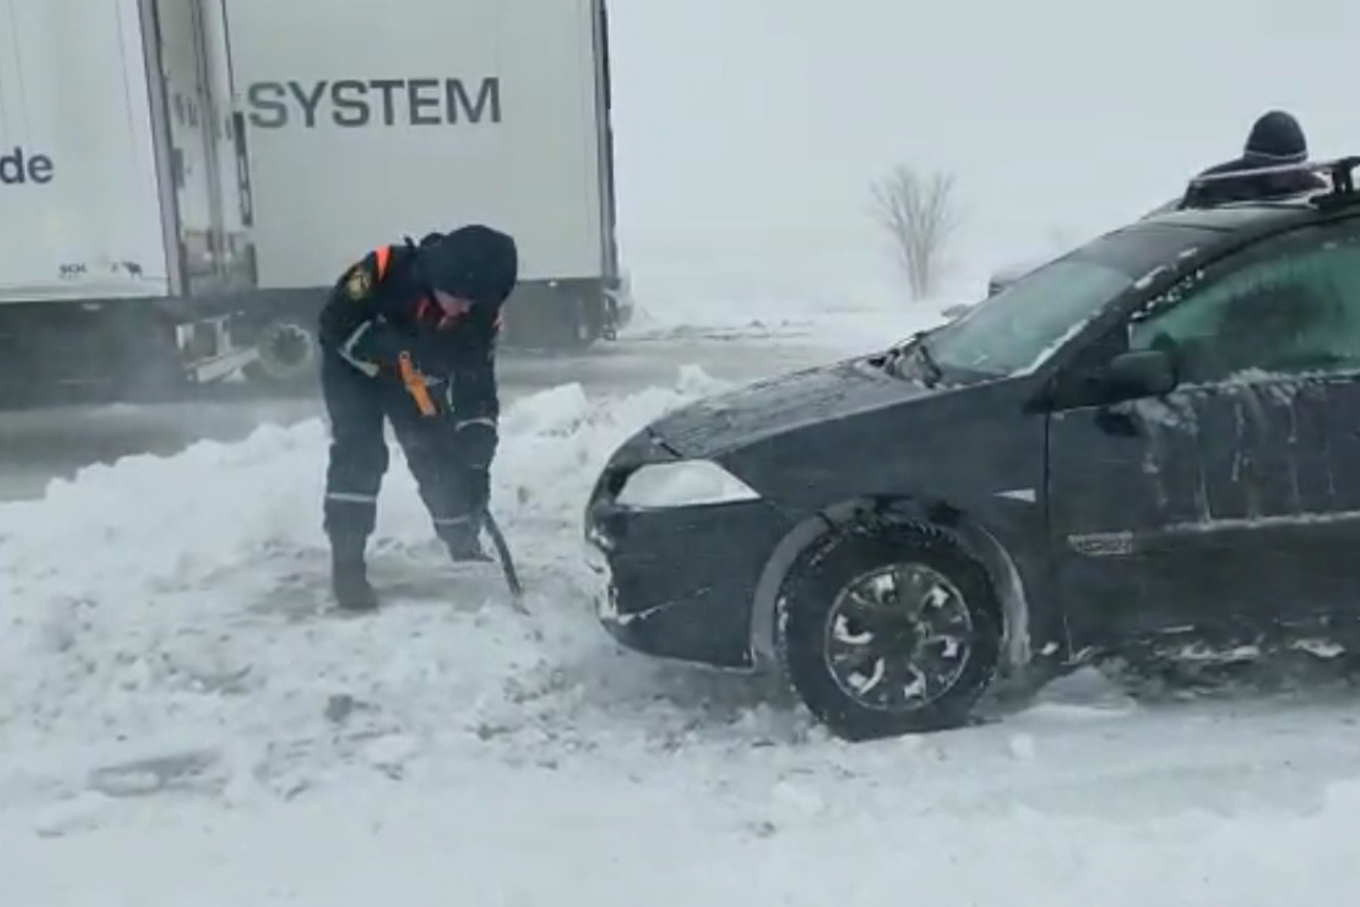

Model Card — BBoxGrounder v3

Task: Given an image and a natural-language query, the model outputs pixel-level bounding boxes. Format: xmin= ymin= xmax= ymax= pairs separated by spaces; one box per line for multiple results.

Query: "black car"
xmin=584 ymin=157 xmax=1360 ymax=741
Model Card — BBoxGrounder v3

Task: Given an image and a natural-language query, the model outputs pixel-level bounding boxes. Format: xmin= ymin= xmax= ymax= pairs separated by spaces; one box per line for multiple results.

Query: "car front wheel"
xmin=776 ymin=522 xmax=1001 ymax=740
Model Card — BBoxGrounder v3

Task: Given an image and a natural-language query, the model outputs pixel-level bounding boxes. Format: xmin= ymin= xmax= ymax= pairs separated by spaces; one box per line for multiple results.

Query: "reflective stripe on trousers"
xmin=326 ymin=492 xmax=378 ymax=505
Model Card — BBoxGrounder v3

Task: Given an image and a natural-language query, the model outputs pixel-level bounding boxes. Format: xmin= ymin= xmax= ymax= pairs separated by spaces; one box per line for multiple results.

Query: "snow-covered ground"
xmin=5 ymin=319 xmax=1360 ymax=903
xmin=620 ymin=287 xmax=954 ymax=348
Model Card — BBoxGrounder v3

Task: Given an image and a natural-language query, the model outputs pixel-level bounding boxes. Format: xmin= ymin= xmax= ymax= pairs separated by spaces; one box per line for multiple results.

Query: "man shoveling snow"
xmin=317 ymin=224 xmax=518 ymax=612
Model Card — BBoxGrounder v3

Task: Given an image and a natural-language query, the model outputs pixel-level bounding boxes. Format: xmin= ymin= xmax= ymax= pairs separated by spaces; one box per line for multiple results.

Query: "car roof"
xmin=1110 ymin=157 xmax=1360 ymax=263
xmin=1071 ymin=195 xmax=1351 ymax=281
xmin=991 ymin=159 xmax=1360 ymax=289
xmin=1140 ymin=199 xmax=1322 ymax=235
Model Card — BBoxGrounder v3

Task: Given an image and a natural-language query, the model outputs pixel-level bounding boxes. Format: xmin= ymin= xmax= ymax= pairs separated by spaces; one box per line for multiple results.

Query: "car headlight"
xmin=614 ymin=459 xmax=760 ymax=509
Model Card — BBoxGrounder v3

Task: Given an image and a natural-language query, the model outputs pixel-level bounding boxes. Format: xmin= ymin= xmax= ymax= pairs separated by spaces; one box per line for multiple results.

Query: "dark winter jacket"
xmin=1182 ymin=111 xmax=1327 ymax=208
xmin=318 ymin=224 xmax=519 ymax=423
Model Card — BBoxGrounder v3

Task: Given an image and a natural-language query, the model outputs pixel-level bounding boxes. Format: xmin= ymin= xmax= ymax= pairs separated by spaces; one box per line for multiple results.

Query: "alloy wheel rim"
xmin=823 ymin=562 xmax=974 ymax=711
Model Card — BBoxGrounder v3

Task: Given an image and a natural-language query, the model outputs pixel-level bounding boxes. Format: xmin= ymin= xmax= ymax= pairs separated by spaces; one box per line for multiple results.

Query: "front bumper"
xmin=584 ymin=434 xmax=793 ymax=670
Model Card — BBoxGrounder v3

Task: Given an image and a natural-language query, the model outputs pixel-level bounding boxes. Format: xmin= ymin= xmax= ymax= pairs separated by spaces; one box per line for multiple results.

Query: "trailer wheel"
xmin=244 ymin=317 xmax=319 ymax=386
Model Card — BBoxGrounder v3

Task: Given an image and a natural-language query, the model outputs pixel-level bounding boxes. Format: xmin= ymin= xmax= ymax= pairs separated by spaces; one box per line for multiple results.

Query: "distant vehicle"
xmin=221 ymin=0 xmax=626 ymax=382
xmin=0 ymin=0 xmax=625 ymax=408
xmin=585 ymin=157 xmax=1360 ymax=741
xmin=0 ymin=0 xmax=258 ymax=406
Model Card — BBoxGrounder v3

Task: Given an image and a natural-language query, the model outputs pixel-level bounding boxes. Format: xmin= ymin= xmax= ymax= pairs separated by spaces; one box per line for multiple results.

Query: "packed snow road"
xmin=0 ymin=332 xmax=846 ymax=501
xmin=3 ymin=314 xmax=1359 ymax=903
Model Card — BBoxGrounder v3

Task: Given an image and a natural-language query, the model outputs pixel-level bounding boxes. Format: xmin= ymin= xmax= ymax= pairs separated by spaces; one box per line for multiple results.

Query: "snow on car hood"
xmin=645 ymin=357 xmax=932 ymax=458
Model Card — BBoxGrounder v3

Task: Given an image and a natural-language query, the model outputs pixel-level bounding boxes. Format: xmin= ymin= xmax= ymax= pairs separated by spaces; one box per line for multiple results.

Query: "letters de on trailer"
xmin=0 ymin=146 xmax=55 ymax=185
xmin=246 ymin=77 xmax=502 ymax=128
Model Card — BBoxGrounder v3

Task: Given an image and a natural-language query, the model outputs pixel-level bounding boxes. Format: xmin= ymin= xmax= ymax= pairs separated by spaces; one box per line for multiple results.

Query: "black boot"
xmin=441 ymin=521 xmax=492 ymax=563
xmin=330 ymin=540 xmax=378 ymax=612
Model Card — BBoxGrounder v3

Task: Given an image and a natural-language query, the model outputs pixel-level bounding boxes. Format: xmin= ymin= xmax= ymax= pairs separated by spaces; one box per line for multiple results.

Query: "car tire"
xmin=776 ymin=521 xmax=1002 ymax=741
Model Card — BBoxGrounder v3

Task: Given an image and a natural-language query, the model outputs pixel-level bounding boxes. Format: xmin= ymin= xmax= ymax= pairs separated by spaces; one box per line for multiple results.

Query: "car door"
xmin=1047 ymin=214 xmax=1360 ymax=649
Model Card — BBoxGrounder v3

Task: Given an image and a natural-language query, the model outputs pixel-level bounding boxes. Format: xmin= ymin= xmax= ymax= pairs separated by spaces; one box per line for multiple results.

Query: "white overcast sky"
xmin=605 ymin=0 xmax=1358 ymax=307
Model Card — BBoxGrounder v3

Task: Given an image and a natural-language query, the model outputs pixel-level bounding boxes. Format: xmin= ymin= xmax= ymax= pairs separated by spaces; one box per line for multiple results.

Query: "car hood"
xmin=646 ymin=357 xmax=934 ymax=458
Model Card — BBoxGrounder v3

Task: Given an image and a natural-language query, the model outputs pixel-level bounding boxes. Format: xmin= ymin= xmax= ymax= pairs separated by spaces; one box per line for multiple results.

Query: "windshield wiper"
xmin=880 ymin=331 xmax=943 ymax=386
xmin=913 ymin=336 xmax=944 ymax=387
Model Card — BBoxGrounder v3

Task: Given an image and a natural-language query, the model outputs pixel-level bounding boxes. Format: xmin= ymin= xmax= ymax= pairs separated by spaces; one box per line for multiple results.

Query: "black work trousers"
xmin=321 ymin=352 xmax=489 ymax=546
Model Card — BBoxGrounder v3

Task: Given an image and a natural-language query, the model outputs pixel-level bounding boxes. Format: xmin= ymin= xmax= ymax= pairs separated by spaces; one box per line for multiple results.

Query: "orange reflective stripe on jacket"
xmin=373 ymin=245 xmax=392 ymax=280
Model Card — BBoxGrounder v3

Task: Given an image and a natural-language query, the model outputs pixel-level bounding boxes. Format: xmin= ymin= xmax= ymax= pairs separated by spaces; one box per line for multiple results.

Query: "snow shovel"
xmin=398 ymin=355 xmax=522 ymax=608
xmin=482 ymin=509 xmax=525 ymax=610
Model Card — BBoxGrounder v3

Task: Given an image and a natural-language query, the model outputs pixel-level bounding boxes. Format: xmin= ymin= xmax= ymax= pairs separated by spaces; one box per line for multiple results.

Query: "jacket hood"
xmin=646 ymin=358 xmax=933 ymax=458
xmin=419 ymin=224 xmax=519 ymax=306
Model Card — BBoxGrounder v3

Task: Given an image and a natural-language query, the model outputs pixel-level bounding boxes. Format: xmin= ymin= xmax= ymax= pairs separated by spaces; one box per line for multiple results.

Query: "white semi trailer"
xmin=221 ymin=0 xmax=625 ymax=384
xmin=0 ymin=0 xmax=258 ymax=406
xmin=0 ymin=0 xmax=623 ymax=404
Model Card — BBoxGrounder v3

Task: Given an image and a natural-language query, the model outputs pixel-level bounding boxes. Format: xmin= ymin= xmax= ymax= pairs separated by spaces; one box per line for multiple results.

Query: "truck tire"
xmin=243 ymin=316 xmax=319 ymax=387
xmin=776 ymin=522 xmax=1001 ymax=740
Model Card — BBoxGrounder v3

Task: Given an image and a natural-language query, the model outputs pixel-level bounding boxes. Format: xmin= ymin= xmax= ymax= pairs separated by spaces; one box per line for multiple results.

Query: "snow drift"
xmin=0 ymin=365 xmax=782 ymax=804
xmin=6 ymin=365 xmax=1360 ymax=906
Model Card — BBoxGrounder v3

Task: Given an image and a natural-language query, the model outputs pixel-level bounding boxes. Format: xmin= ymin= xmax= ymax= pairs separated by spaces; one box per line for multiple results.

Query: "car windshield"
xmin=923 ymin=258 xmax=1136 ymax=378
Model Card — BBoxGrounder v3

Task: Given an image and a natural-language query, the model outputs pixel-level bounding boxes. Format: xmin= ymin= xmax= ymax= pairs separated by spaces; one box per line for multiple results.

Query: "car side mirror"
xmin=1101 ymin=349 xmax=1177 ymax=400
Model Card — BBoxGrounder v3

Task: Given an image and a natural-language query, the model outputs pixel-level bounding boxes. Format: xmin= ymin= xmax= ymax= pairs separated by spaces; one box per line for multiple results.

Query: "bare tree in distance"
xmin=871 ymin=165 xmax=962 ymax=301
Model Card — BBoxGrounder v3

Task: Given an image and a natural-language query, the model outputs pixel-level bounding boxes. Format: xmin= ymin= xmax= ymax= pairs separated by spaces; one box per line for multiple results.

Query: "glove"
xmin=453 ymin=417 xmax=498 ymax=469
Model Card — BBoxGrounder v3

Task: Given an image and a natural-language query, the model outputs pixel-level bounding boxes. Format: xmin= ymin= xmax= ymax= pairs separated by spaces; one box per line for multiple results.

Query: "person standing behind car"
xmin=1181 ymin=110 xmax=1328 ymax=208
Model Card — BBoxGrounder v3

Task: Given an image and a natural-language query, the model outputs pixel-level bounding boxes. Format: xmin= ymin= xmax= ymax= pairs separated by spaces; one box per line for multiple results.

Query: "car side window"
xmin=1127 ymin=223 xmax=1360 ymax=384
